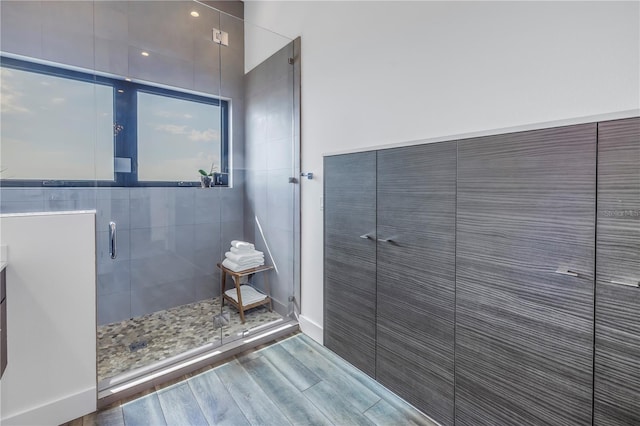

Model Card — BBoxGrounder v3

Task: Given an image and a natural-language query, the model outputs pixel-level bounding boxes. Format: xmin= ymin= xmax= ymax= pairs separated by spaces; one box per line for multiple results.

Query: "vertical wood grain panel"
xmin=594 ymin=117 xmax=640 ymax=425
xmin=375 ymin=142 xmax=457 ymax=425
xmin=324 ymin=152 xmax=377 ymax=377
xmin=455 ymin=124 xmax=597 ymax=425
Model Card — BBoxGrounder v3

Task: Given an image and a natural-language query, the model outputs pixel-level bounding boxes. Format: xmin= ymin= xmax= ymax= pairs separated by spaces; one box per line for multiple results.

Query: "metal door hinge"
xmin=212 ymin=28 xmax=229 ymax=46
xmin=288 ymin=57 xmax=294 ymax=65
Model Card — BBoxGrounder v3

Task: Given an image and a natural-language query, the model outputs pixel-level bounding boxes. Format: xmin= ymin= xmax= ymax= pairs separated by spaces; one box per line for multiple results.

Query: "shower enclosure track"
xmin=97 ymin=318 xmax=299 ymax=407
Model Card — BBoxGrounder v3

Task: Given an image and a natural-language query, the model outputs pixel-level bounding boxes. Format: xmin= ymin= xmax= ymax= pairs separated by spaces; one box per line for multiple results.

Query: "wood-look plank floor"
xmin=65 ymin=334 xmax=436 ymax=426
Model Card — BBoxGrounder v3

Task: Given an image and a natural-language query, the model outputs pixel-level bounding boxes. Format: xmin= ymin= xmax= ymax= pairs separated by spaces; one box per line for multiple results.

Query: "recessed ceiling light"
xmin=117 ymin=89 xmax=124 ymax=93
xmin=190 ymin=11 xmax=199 ymax=17
xmin=141 ymin=51 xmax=149 ymax=57
xmin=125 ymin=78 xmax=131 ymax=82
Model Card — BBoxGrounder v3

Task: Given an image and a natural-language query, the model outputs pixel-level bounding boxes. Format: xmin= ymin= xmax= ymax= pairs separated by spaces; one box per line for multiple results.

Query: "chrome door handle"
xmin=610 ymin=279 xmax=640 ymax=288
xmin=555 ymin=268 xmax=579 ymax=278
xmin=359 ymin=234 xmax=374 ymax=240
xmin=109 ymin=221 xmax=117 ymax=259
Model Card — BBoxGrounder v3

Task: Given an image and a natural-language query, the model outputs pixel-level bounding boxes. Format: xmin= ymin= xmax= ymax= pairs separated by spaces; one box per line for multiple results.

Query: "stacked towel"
xmin=222 ymin=240 xmax=265 ymax=272
xmin=231 ymin=240 xmax=255 ymax=250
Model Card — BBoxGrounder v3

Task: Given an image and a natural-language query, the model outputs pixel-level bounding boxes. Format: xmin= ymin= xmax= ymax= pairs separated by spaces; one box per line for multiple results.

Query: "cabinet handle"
xmin=555 ymin=268 xmax=579 ymax=278
xmin=359 ymin=234 xmax=375 ymax=240
xmin=377 ymin=237 xmax=395 ymax=243
xmin=610 ymin=279 xmax=640 ymax=288
xmin=109 ymin=221 xmax=117 ymax=260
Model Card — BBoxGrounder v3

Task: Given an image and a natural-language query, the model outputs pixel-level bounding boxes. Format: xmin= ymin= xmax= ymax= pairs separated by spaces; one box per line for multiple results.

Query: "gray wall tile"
xmin=195 ymin=223 xmax=222 ymax=251
xmin=193 ymin=250 xmax=219 ymax=276
xmin=0 ymin=188 xmax=44 ymax=202
xmin=131 ymin=280 xmax=197 ymax=318
xmin=195 ymin=273 xmax=220 ymax=300
xmin=98 ymin=260 xmax=131 ymax=296
xmin=195 ymin=189 xmax=223 ymax=224
xmin=221 ymin=220 xmax=244 ymax=249
xmin=221 ymin=12 xmax=245 ymax=55
xmin=220 ymin=191 xmax=244 ymax=222
xmin=127 ymin=1 xmax=195 ymax=62
xmin=0 ymin=200 xmax=45 ymax=214
xmin=94 ymin=1 xmax=128 ymax=42
xmin=97 ymin=197 xmax=131 ymax=232
xmin=0 ymin=1 xmax=43 ymax=57
xmin=266 ymin=77 xmax=294 ymax=142
xmin=128 ymin=45 xmax=194 ymax=90
xmin=130 ymin=226 xmax=169 ymax=260
xmin=98 ymin=290 xmax=132 ymax=325
xmin=169 ymin=188 xmax=196 ymax=226
xmin=268 ymin=137 xmax=294 ymax=171
xmin=94 ymin=37 xmax=129 ymax=77
xmin=40 ymin=1 xmax=95 ymax=69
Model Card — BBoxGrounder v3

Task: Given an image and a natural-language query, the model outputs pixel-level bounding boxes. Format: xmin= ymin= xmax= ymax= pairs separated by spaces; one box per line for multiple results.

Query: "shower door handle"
xmin=109 ymin=221 xmax=117 ymax=259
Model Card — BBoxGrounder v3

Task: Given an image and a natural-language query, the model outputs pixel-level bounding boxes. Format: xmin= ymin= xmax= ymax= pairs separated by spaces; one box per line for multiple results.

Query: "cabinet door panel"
xmin=456 ymin=124 xmax=596 ymax=425
xmin=376 ymin=142 xmax=457 ymax=425
xmin=594 ymin=117 xmax=640 ymax=425
xmin=324 ymin=152 xmax=377 ymax=377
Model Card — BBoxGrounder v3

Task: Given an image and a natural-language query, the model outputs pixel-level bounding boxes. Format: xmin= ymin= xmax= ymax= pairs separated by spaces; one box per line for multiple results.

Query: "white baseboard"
xmin=299 ymin=315 xmax=323 ymax=344
xmin=1 ymin=386 xmax=96 ymax=426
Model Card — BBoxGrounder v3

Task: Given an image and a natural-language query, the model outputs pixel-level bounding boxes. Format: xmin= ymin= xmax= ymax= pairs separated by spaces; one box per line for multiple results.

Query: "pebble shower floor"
xmin=97 ymin=296 xmax=283 ymax=381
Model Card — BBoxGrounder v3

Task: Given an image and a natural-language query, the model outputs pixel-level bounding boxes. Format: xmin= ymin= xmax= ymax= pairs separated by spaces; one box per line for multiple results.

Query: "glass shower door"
xmin=219 ymin=18 xmax=298 ymax=344
xmin=95 ymin=0 xmax=226 ymax=389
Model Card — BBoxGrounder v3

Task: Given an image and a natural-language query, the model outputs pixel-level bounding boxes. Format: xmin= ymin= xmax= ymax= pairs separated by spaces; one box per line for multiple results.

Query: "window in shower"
xmin=136 ymin=89 xmax=228 ymax=183
xmin=0 ymin=59 xmax=114 ymax=182
xmin=0 ymin=57 xmax=229 ymax=186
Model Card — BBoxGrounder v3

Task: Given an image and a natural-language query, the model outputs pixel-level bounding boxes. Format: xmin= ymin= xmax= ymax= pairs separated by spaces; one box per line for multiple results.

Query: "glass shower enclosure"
xmin=0 ymin=0 xmax=299 ymax=401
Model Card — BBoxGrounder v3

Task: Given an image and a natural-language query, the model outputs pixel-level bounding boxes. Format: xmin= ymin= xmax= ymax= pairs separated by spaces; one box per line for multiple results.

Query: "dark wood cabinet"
xmin=375 ymin=142 xmax=456 ymax=425
xmin=323 ymin=152 xmax=377 ymax=377
xmin=323 ymin=118 xmax=638 ymax=426
xmin=455 ymin=124 xmax=597 ymax=425
xmin=594 ymin=117 xmax=640 ymax=425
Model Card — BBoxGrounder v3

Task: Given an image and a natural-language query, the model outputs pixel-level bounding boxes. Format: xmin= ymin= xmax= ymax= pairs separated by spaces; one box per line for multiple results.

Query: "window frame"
xmin=0 ymin=56 xmax=229 ymax=188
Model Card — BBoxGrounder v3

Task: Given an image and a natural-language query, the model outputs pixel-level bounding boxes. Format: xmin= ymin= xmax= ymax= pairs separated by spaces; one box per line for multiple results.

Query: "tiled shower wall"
xmin=0 ymin=1 xmax=247 ymax=325
xmin=0 ymin=187 xmax=243 ymax=324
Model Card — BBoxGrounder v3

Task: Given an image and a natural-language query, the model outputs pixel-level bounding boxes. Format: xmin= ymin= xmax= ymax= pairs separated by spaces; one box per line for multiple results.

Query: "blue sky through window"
xmin=137 ymin=92 xmax=221 ymax=182
xmin=0 ymin=67 xmax=114 ymax=181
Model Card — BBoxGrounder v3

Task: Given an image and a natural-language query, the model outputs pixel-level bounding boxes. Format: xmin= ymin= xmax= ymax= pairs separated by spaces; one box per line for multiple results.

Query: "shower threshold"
xmin=97 ymin=316 xmax=299 ymax=407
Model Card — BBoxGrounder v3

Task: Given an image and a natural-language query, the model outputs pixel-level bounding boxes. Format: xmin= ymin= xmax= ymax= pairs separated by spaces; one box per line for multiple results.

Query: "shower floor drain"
xmin=129 ymin=340 xmax=148 ymax=352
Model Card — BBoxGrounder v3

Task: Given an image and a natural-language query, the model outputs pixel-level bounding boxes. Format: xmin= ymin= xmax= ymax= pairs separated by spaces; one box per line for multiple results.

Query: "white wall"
xmin=245 ymin=1 xmax=640 ymax=341
xmin=0 ymin=212 xmax=97 ymax=425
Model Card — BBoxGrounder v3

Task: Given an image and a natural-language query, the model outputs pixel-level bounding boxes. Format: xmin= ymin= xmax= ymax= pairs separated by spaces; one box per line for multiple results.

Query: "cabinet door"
xmin=594 ymin=117 xmax=640 ymax=425
xmin=376 ymin=142 xmax=457 ymax=425
xmin=456 ymin=124 xmax=597 ymax=425
xmin=324 ymin=152 xmax=377 ymax=377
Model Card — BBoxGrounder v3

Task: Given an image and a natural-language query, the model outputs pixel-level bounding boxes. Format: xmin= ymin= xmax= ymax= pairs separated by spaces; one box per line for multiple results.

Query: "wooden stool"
xmin=217 ymin=263 xmax=274 ymax=323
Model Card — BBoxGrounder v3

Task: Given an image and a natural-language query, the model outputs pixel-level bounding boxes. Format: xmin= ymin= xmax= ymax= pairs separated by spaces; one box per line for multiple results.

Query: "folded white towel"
xmin=224 ymin=285 xmax=267 ymax=305
xmin=226 ymin=257 xmax=264 ymax=268
xmin=222 ymin=258 xmax=264 ymax=272
xmin=230 ymin=246 xmax=259 ymax=255
xmin=225 ymin=251 xmax=264 ymax=264
xmin=231 ymin=240 xmax=255 ymax=250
